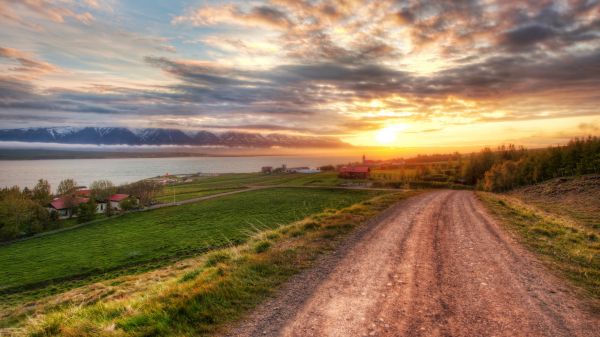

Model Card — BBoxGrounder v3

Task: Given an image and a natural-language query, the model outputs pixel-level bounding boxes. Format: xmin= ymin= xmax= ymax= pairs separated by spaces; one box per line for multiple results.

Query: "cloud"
xmin=0 ymin=0 xmax=95 ymax=25
xmin=1 ymin=0 xmax=600 ymax=141
xmin=172 ymin=4 xmax=292 ymax=29
xmin=0 ymin=46 xmax=57 ymax=75
xmin=502 ymin=24 xmax=557 ymax=48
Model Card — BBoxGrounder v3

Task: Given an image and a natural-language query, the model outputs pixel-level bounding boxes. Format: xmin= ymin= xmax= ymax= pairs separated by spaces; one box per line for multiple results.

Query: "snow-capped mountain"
xmin=0 ymin=127 xmax=346 ymax=148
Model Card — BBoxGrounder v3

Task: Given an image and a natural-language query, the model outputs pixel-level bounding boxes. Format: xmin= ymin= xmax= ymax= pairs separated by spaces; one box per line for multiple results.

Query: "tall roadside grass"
xmin=478 ymin=192 xmax=600 ymax=299
xmin=23 ymin=191 xmax=419 ymax=337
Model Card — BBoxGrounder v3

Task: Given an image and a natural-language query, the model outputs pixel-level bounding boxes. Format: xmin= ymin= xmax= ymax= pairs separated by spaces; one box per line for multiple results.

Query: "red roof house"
xmin=108 ymin=194 xmax=131 ymax=210
xmin=48 ymin=196 xmax=90 ymax=218
xmin=49 ymin=196 xmax=89 ymax=210
xmin=338 ymin=166 xmax=370 ymax=179
xmin=109 ymin=194 xmax=129 ymax=202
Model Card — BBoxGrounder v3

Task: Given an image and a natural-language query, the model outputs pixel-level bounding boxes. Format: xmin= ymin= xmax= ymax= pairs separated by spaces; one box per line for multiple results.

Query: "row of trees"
xmin=461 ymin=144 xmax=527 ymax=185
xmin=0 ymin=178 xmax=163 ymax=242
xmin=462 ymin=137 xmax=600 ymax=192
xmin=368 ymin=136 xmax=598 ymax=192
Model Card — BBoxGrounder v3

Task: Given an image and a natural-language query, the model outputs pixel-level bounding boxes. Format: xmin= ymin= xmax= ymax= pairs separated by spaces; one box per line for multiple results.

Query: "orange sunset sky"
xmin=0 ymin=0 xmax=599 ymax=151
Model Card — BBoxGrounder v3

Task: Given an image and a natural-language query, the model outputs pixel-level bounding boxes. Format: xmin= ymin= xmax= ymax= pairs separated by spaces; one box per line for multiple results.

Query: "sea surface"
xmin=0 ymin=155 xmax=358 ymax=190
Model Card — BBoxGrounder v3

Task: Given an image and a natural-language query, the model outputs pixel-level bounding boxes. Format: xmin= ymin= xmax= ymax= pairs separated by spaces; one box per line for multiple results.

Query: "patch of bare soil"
xmin=222 ymin=191 xmax=599 ymax=337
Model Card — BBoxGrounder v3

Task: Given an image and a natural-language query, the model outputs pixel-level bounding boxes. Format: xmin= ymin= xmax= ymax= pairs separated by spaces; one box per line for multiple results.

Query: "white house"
xmin=108 ymin=194 xmax=130 ymax=210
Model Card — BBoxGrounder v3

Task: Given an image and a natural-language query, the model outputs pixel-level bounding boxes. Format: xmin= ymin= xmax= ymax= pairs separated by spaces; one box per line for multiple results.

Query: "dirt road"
xmin=225 ymin=190 xmax=599 ymax=337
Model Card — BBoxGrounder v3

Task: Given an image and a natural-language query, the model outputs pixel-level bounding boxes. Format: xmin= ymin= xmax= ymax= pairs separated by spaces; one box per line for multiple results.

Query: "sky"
xmin=0 ymin=0 xmax=599 ymax=151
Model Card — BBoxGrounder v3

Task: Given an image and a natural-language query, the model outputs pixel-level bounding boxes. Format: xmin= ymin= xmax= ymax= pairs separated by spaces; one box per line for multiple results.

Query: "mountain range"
xmin=0 ymin=127 xmax=346 ymax=148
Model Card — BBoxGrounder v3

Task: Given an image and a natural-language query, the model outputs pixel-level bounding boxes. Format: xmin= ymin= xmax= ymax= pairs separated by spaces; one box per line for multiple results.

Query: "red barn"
xmin=338 ymin=166 xmax=370 ymax=179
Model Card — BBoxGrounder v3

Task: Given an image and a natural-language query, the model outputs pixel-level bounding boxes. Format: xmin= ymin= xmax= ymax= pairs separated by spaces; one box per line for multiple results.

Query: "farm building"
xmin=47 ymin=196 xmax=90 ymax=219
xmin=261 ymin=166 xmax=273 ymax=174
xmin=338 ymin=166 xmax=370 ymax=179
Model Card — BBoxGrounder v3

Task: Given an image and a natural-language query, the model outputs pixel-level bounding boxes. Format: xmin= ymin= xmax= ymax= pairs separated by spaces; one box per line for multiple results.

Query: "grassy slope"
xmin=0 ymin=188 xmax=381 ymax=297
xmin=478 ymin=192 xmax=600 ymax=298
xmin=509 ymin=175 xmax=600 ymax=231
xmin=22 ymin=191 xmax=417 ymax=336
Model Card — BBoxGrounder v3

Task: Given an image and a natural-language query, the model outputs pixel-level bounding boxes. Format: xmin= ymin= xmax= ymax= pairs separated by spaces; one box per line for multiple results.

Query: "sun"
xmin=375 ymin=127 xmax=397 ymax=145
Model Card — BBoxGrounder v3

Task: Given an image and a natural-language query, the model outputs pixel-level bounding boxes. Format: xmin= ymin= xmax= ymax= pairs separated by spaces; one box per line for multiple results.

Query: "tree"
xmin=120 ymin=180 xmax=163 ymax=206
xmin=105 ymin=201 xmax=113 ymax=217
xmin=90 ymin=179 xmax=116 ymax=201
xmin=57 ymin=179 xmax=77 ymax=196
xmin=49 ymin=209 xmax=60 ymax=224
xmin=22 ymin=187 xmax=32 ymax=199
xmin=30 ymin=205 xmax=50 ymax=233
xmin=32 ymin=179 xmax=52 ymax=205
xmin=0 ymin=191 xmax=49 ymax=241
xmin=77 ymin=199 xmax=97 ymax=223
xmin=0 ymin=193 xmax=26 ymax=240
xmin=475 ymin=136 xmax=600 ymax=191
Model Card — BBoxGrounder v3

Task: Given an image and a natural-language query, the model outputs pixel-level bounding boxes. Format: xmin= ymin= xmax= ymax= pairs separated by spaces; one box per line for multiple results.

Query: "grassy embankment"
xmin=0 ymin=188 xmax=381 ymax=307
xmin=478 ymin=192 xmax=600 ymax=298
xmin=508 ymin=175 xmax=600 ymax=231
xmin=19 ymin=190 xmax=417 ymax=336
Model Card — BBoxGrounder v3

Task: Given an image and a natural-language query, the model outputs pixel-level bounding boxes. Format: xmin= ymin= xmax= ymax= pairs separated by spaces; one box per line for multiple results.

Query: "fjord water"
xmin=0 ymin=155 xmax=357 ymax=189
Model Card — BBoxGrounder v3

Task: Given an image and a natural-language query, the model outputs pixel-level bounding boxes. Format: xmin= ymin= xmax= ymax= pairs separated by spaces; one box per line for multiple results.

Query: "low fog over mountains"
xmin=0 ymin=127 xmax=346 ymax=148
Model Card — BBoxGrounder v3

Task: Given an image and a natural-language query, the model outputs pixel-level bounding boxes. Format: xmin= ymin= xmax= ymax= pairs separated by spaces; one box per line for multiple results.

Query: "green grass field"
xmin=153 ymin=172 xmax=348 ymax=204
xmin=169 ymin=172 xmax=345 ymax=190
xmin=155 ymin=187 xmax=243 ymax=202
xmin=0 ymin=188 xmax=382 ymax=296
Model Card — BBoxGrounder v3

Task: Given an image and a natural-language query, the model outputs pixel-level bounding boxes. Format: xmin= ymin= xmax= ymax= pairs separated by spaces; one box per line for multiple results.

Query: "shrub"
xmin=204 ymin=251 xmax=231 ymax=267
xmin=179 ymin=269 xmax=201 ymax=283
xmin=119 ymin=198 xmax=138 ymax=211
xmin=253 ymin=241 xmax=271 ymax=253
xmin=302 ymin=221 xmax=320 ymax=231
